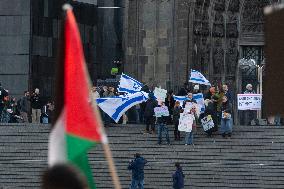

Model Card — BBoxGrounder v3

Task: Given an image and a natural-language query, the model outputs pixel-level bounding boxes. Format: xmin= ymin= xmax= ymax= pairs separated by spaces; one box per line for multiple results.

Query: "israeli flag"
xmin=118 ymin=73 xmax=143 ymax=94
xmin=193 ymin=93 xmax=205 ymax=113
xmin=189 ymin=70 xmax=211 ymax=86
xmin=173 ymin=96 xmax=188 ymax=106
xmin=96 ymin=92 xmax=148 ymax=123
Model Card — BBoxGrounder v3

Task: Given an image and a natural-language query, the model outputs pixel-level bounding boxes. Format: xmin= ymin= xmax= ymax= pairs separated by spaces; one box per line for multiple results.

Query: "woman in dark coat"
xmin=165 ymin=90 xmax=175 ymax=124
xmin=144 ymin=93 xmax=158 ymax=134
xmin=172 ymin=101 xmax=182 ymax=140
xmin=172 ymin=162 xmax=184 ymax=189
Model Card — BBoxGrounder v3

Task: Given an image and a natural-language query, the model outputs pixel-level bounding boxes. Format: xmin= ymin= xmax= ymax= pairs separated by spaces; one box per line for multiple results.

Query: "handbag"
xmin=222 ymin=111 xmax=231 ymax=119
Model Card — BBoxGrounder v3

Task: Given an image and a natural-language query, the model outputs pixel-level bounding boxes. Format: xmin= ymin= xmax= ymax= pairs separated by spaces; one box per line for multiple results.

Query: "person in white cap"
xmin=244 ymin=84 xmax=255 ymax=94
xmin=243 ymin=84 xmax=256 ymax=125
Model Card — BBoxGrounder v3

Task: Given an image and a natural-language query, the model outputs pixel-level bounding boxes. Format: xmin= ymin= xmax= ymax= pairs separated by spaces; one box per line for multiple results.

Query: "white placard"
xmin=154 ymin=87 xmax=167 ymax=102
xmin=178 ymin=113 xmax=194 ymax=132
xmin=201 ymin=115 xmax=214 ymax=131
xmin=237 ymin=94 xmax=262 ymax=110
xmin=154 ymin=106 xmax=169 ymax=117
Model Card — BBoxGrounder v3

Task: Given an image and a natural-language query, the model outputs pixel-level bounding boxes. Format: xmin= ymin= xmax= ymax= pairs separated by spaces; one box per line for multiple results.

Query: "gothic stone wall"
xmin=124 ymin=0 xmax=279 ymax=91
xmin=124 ymin=0 xmax=175 ymax=89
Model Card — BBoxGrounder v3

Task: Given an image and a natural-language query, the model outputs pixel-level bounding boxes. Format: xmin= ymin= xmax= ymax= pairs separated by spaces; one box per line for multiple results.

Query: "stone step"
xmin=0 ymin=124 xmax=283 ymax=188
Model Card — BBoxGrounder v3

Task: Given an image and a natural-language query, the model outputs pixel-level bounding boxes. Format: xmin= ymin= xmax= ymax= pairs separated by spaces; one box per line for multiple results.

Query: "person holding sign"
xmin=220 ymin=96 xmax=233 ymax=138
xmin=203 ymin=97 xmax=218 ymax=136
xmin=179 ymin=95 xmax=199 ymax=145
xmin=183 ymin=104 xmax=198 ymax=145
xmin=155 ymin=102 xmax=170 ymax=145
xmin=243 ymin=84 xmax=257 ymax=125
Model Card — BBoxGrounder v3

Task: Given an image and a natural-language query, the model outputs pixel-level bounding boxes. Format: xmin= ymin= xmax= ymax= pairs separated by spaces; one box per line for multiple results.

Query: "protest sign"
xmin=201 ymin=115 xmax=214 ymax=131
xmin=154 ymin=87 xmax=167 ymax=102
xmin=154 ymin=106 xmax=169 ymax=117
xmin=178 ymin=113 xmax=194 ymax=132
xmin=237 ymin=94 xmax=262 ymax=110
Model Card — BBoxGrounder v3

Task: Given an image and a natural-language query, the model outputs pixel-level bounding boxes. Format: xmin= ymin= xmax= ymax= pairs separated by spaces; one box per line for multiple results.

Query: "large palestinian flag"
xmin=48 ymin=5 xmax=105 ymax=189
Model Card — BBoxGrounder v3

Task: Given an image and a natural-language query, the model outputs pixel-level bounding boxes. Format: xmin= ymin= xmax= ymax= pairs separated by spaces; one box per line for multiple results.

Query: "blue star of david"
xmin=133 ymin=83 xmax=140 ymax=90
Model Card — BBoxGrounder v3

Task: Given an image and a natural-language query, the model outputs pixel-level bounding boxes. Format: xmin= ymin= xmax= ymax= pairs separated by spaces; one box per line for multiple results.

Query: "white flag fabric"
xmin=193 ymin=93 xmax=205 ymax=113
xmin=189 ymin=70 xmax=211 ymax=86
xmin=173 ymin=96 xmax=188 ymax=106
xmin=118 ymin=73 xmax=144 ymax=94
xmin=96 ymin=92 xmax=148 ymax=123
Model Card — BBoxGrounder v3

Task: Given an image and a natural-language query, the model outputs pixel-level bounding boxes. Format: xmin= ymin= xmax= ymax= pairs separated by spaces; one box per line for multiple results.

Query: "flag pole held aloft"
xmin=48 ymin=4 xmax=121 ymax=189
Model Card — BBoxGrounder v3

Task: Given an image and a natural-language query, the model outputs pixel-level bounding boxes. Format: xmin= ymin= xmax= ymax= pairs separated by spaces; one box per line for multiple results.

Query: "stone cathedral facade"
xmin=123 ymin=0 xmax=280 ymax=93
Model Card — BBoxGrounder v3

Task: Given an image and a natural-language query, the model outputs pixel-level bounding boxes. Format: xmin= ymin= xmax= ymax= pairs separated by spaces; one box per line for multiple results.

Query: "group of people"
xmin=42 ymin=154 xmax=185 ymax=189
xmin=94 ymin=82 xmax=260 ymax=146
xmin=0 ymin=83 xmax=54 ymax=124
xmin=140 ymin=83 xmax=235 ymax=146
xmin=127 ymin=153 xmax=184 ymax=189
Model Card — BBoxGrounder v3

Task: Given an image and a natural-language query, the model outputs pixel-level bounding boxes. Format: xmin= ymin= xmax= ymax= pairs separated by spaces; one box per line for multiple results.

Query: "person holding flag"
xmin=48 ymin=4 xmax=121 ymax=189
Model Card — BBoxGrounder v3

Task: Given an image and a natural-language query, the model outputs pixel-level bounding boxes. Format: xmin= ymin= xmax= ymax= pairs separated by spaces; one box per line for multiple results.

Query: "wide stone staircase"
xmin=0 ymin=124 xmax=284 ymax=188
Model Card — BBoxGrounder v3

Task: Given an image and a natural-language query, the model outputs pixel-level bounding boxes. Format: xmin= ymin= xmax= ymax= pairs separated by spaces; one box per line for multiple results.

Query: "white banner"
xmin=154 ymin=87 xmax=167 ymax=102
xmin=154 ymin=106 xmax=169 ymax=117
xmin=201 ymin=115 xmax=214 ymax=131
xmin=178 ymin=113 xmax=194 ymax=132
xmin=237 ymin=94 xmax=262 ymax=110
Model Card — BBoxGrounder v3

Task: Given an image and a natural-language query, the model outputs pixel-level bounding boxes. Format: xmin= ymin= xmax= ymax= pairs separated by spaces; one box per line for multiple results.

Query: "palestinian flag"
xmin=48 ymin=4 xmax=105 ymax=189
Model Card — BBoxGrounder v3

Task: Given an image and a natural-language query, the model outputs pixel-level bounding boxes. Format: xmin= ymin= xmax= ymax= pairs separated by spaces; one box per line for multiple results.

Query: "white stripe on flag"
xmin=189 ymin=70 xmax=211 ymax=86
xmin=48 ymin=109 xmax=66 ymax=166
xmin=118 ymin=73 xmax=143 ymax=94
xmin=97 ymin=92 xmax=148 ymax=123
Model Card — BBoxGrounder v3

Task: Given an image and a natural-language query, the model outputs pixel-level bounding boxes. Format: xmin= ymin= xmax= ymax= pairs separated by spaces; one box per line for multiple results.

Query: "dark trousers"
xmin=104 ymin=113 xmax=112 ymax=126
xmin=0 ymin=104 xmax=3 ymax=120
xmin=174 ymin=123 xmax=181 ymax=140
xmin=157 ymin=124 xmax=170 ymax=144
xmin=145 ymin=116 xmax=155 ymax=132
xmin=244 ymin=110 xmax=257 ymax=125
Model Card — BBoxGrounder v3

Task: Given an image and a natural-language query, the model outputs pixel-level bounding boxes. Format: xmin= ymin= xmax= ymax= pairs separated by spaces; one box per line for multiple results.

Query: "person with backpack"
xmin=128 ymin=153 xmax=147 ymax=189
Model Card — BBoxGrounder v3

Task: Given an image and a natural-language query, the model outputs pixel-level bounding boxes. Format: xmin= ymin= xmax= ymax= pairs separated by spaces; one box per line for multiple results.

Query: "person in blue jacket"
xmin=128 ymin=153 xmax=147 ymax=189
xmin=172 ymin=162 xmax=184 ymax=189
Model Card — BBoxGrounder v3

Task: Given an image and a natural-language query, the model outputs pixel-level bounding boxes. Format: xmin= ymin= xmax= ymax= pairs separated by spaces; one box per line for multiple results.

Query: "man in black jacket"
xmin=144 ymin=93 xmax=158 ymax=134
xmin=31 ymin=88 xmax=42 ymax=123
